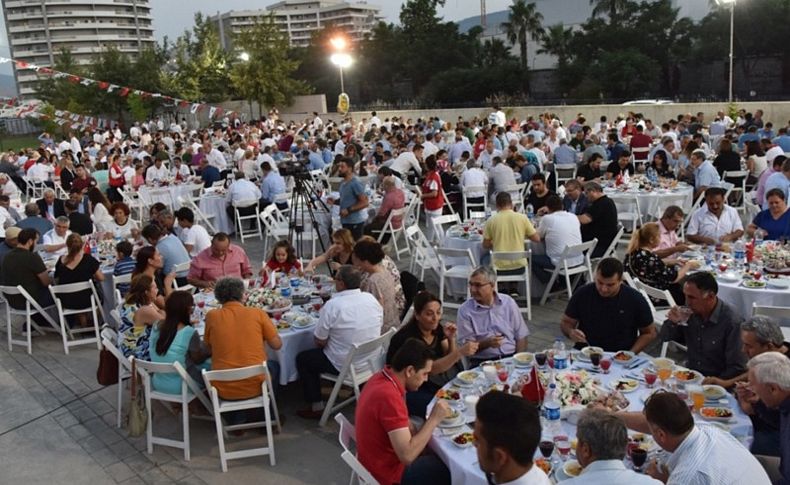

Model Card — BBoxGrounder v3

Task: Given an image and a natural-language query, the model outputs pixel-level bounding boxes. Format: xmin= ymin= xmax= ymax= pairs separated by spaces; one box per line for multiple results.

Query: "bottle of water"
xmin=89 ymin=237 xmax=98 ymax=259
xmin=733 ymin=239 xmax=746 ymax=270
xmin=113 ymin=226 xmax=122 ymax=242
xmin=553 ymin=338 xmax=568 ymax=370
xmin=755 ymin=230 xmax=764 ymax=245
xmin=543 ymin=383 xmax=562 ymax=436
xmin=526 ymin=204 xmax=534 ymax=220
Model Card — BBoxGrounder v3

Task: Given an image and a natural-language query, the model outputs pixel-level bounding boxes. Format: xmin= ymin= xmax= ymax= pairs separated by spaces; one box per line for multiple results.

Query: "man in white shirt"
xmin=170 ymin=157 xmax=191 ymax=181
xmin=534 ymin=195 xmax=582 ymax=283
xmin=41 ymin=216 xmax=72 ymax=258
xmin=226 ymin=171 xmax=262 ymax=215
xmin=0 ymin=174 xmax=20 ymax=199
xmin=385 ymin=144 xmax=423 ymax=178
xmin=145 ymin=158 xmax=169 ymax=183
xmin=565 ymin=409 xmax=661 ymax=485
xmin=27 ymin=159 xmax=54 ymax=183
xmin=460 ymin=159 xmax=488 ymax=213
xmin=489 ymin=106 xmax=506 ymax=128
xmin=203 ymin=140 xmax=227 ymax=171
xmin=477 ymin=139 xmax=502 ymax=170
xmin=295 ymin=265 xmax=383 ymax=419
xmin=488 ymin=156 xmax=517 ymax=197
xmin=174 ymin=207 xmax=211 ymax=257
xmin=617 ymin=391 xmax=770 ymax=485
xmin=368 ymin=111 xmax=382 ymax=130
xmin=474 ymin=391 xmax=552 ymax=485
xmin=129 ymin=123 xmax=141 ymax=141
xmin=529 ymin=141 xmax=548 ymax=172
xmin=233 ymin=142 xmax=247 ymax=164
xmin=687 ymin=187 xmax=744 ymax=245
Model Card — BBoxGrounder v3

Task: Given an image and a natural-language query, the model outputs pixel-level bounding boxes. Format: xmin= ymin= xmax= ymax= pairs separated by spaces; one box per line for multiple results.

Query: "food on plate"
xmin=456 ymin=371 xmax=478 ymax=384
xmin=581 ymin=346 xmax=604 ymax=358
xmin=674 ymin=369 xmax=700 ymax=382
xmin=610 ymin=378 xmax=639 ymax=392
xmin=743 ymin=280 xmax=767 ymax=289
xmin=442 ymin=410 xmax=460 ymax=424
xmin=700 ymin=407 xmax=733 ymax=419
xmin=540 ymin=371 xmax=600 ymax=407
xmin=702 ymin=385 xmax=727 ymax=400
xmin=564 ymin=460 xmax=583 ymax=477
xmin=534 ymin=458 xmax=552 ymax=474
xmin=436 ymin=389 xmax=461 ymax=401
xmin=452 ymin=432 xmax=474 ymax=446
xmin=513 ymin=352 xmax=534 ymax=365
xmin=276 ymin=322 xmax=290 ymax=330
xmin=613 ymin=351 xmax=635 ymax=362
xmin=591 ymin=390 xmax=631 ymax=412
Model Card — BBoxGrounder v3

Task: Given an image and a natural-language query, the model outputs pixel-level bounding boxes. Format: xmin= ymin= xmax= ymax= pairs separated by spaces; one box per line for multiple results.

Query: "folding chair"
xmin=170 ymin=262 xmax=195 ymax=293
xmin=203 ymin=362 xmax=281 ymax=472
xmin=319 ymin=328 xmax=397 ymax=427
xmin=503 ymin=183 xmax=527 ymax=214
xmin=753 ymin=303 xmax=790 ymax=340
xmin=233 ymin=199 xmax=262 ymax=243
xmin=622 ymin=271 xmax=637 ymax=288
xmin=404 ymin=185 xmax=422 ymax=227
xmin=101 ymin=326 xmax=133 ymax=428
xmin=554 ymin=164 xmax=577 ymax=188
xmin=633 ymin=279 xmax=684 ymax=357
xmin=612 ymin=194 xmax=642 ymax=246
xmin=461 ymin=185 xmax=487 ymax=221
xmin=591 ymin=223 xmax=624 ymax=271
xmin=682 ymin=191 xmax=706 ymax=239
xmin=49 ymin=281 xmax=102 ymax=354
xmin=372 ymin=207 xmax=409 ymax=261
xmin=436 ymin=248 xmax=476 ymax=310
xmin=441 ymin=188 xmax=456 ymax=216
xmin=405 ymin=225 xmax=440 ymax=281
xmin=119 ymin=188 xmax=145 ymax=225
xmin=335 ymin=413 xmax=379 ymax=485
xmin=260 ymin=205 xmax=289 ymax=259
xmin=134 ymin=358 xmax=213 ymax=461
xmin=722 ymin=170 xmax=749 ymax=213
xmin=491 ymin=250 xmax=532 ymax=320
xmin=0 ymin=285 xmax=58 ymax=354
xmin=539 ymin=239 xmax=597 ymax=305
xmin=176 ymin=196 xmax=217 ymax=235
xmin=430 ymin=214 xmax=461 ymax=243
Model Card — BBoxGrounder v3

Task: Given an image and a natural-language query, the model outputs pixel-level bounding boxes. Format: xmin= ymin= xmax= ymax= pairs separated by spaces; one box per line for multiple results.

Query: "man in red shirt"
xmin=363 ymin=175 xmax=405 ymax=242
xmin=355 ymin=339 xmax=451 ymax=485
xmin=629 ymin=124 xmax=653 ymax=161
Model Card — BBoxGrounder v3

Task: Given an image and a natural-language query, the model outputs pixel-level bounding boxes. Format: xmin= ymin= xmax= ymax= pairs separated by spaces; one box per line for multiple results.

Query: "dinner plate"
xmin=612 ymin=350 xmax=636 ymax=365
xmin=450 ymin=432 xmax=475 ymax=448
xmin=717 ymin=273 xmax=741 ymax=283
xmin=742 ymin=280 xmax=767 ymax=289
xmin=608 ymin=378 xmax=640 ymax=393
xmin=454 ymin=371 xmax=480 ymax=387
xmin=438 ymin=414 xmax=466 ymax=428
xmin=702 ymin=384 xmax=728 ymax=401
xmin=576 ymin=346 xmax=603 ymax=362
xmin=699 ymin=406 xmax=735 ymax=422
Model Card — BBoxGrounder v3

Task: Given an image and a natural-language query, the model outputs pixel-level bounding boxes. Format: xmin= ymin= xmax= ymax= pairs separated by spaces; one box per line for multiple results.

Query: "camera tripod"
xmin=287 ymin=173 xmax=330 ymax=269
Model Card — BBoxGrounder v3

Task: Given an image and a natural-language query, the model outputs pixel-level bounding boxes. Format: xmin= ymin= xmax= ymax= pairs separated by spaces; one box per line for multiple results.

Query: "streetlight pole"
xmin=339 ymin=65 xmax=345 ymax=94
xmin=727 ymin=1 xmax=735 ymax=103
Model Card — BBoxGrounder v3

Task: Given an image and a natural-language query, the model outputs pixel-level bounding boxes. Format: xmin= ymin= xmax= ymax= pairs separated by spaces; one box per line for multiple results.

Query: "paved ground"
xmin=0 ymin=231 xmax=648 ymax=484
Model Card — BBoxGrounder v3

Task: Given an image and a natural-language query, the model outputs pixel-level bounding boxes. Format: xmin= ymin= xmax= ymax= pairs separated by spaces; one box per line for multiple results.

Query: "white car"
xmin=621 ymin=99 xmax=674 ymax=106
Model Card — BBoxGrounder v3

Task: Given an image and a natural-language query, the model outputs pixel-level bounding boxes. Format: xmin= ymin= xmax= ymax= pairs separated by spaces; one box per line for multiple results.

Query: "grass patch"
xmin=0 ymin=135 xmax=41 ymax=152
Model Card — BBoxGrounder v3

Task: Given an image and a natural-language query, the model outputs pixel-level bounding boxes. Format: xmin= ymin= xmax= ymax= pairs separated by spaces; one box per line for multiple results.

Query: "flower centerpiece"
xmin=538 ymin=371 xmax=600 ymax=407
xmin=755 ymin=242 xmax=790 ymax=273
xmin=245 ymin=287 xmax=290 ymax=310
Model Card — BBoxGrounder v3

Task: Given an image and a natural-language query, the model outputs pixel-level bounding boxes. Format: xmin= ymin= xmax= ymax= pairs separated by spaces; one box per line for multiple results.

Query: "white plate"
xmin=741 ymin=280 xmax=768 ymax=289
xmin=438 ymin=415 xmax=465 ymax=428
xmin=454 ymin=371 xmax=480 ymax=387
xmin=702 ymin=384 xmax=728 ymax=401
xmin=563 ymin=460 xmax=583 ymax=478
xmin=608 ymin=378 xmax=640 ymax=393
xmin=449 ymin=432 xmax=475 ymax=448
xmin=612 ymin=351 xmax=636 ymax=365
xmin=513 ymin=352 xmax=535 ymax=366
xmin=576 ymin=346 xmax=604 ymax=362
xmin=263 ymin=302 xmax=293 ymax=314
xmin=767 ymin=278 xmax=790 ymax=289
xmin=717 ymin=273 xmax=741 ymax=283
xmin=699 ymin=406 xmax=735 ymax=422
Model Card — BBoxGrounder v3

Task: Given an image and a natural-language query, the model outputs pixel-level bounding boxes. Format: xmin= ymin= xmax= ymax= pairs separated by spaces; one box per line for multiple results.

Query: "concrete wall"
xmin=275 ymin=101 xmax=790 ymax=127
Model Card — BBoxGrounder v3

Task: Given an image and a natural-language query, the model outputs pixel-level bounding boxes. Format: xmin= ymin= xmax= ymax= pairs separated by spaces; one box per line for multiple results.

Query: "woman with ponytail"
xmin=623 ymin=222 xmax=698 ymax=303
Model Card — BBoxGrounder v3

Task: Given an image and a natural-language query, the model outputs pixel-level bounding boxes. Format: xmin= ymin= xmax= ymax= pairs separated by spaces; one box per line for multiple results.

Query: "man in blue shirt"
xmin=738 ymin=126 xmax=760 ymax=150
xmin=259 ymin=161 xmax=287 ymax=209
xmin=307 ymin=142 xmax=325 ymax=171
xmin=335 ymin=158 xmax=368 ymax=240
xmin=606 ymin=133 xmax=626 ymax=162
xmin=690 ymin=149 xmax=721 ymax=200
xmin=763 ymin=159 xmax=790 ymax=209
xmin=320 ymin=139 xmax=334 ymax=166
xmin=141 ymin=223 xmax=190 ymax=285
xmin=773 ymin=128 xmax=790 ymax=152
xmin=553 ymin=138 xmax=577 ymax=166
xmin=200 ymin=158 xmax=221 ymax=188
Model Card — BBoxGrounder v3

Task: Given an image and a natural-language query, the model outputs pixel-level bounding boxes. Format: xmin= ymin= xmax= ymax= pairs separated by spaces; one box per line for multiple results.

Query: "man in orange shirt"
xmin=204 ymin=277 xmax=282 ymax=424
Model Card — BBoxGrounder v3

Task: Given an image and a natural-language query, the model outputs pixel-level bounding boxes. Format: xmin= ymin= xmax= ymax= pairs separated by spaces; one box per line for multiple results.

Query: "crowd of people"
xmin=0 ymin=105 xmax=789 ymax=484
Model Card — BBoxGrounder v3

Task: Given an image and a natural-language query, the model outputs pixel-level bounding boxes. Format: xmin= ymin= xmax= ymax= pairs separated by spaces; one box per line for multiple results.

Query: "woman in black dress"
xmin=385 ymin=291 xmax=478 ymax=417
xmin=54 ymin=233 xmax=104 ymax=327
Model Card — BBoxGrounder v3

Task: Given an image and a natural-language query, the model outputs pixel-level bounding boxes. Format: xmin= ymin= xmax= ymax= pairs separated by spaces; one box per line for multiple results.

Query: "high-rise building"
xmin=1 ymin=0 xmax=156 ymax=96
xmin=211 ymin=0 xmax=382 ymax=50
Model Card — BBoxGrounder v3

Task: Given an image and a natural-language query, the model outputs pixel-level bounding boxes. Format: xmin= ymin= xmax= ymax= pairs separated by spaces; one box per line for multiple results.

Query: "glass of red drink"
xmin=556 ymin=439 xmax=571 ymax=461
xmin=600 ymin=357 xmax=612 ymax=374
xmin=643 ymin=369 xmax=658 ymax=388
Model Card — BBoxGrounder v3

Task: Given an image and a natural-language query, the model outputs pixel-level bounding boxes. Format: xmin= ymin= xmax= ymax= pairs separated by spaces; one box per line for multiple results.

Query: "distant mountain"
xmin=0 ymin=74 xmax=17 ymax=97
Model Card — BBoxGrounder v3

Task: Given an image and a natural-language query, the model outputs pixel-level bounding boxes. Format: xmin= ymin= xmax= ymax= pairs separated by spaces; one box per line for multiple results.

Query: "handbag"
xmin=125 ymin=359 xmax=147 ymax=437
xmin=96 ymin=348 xmax=118 ymax=386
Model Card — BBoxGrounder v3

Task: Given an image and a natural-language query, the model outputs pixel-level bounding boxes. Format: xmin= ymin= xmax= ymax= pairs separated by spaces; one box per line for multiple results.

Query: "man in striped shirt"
xmin=616 ymin=392 xmax=770 ymax=484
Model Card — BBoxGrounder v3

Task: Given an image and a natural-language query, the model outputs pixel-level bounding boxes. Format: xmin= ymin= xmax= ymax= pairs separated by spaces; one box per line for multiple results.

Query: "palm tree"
xmin=479 ymin=38 xmax=514 ymax=67
xmin=538 ymin=24 xmax=574 ymax=69
xmin=589 ymin=0 xmax=631 ymax=19
xmin=501 ymin=0 xmax=545 ymax=74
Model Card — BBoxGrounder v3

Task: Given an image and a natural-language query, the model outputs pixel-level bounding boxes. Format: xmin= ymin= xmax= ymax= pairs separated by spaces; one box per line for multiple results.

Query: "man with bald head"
xmin=364 ymin=176 xmax=405 ymax=243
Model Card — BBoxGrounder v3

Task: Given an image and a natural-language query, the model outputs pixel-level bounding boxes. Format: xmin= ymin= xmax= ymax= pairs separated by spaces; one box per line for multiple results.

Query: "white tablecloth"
xmin=200 ymin=196 xmax=232 ymax=234
xmin=429 ymin=356 xmax=753 ymax=485
xmin=267 ymin=326 xmax=318 ymax=386
xmin=717 ymin=279 xmax=790 ymax=313
xmin=605 ymin=185 xmax=693 ymax=221
xmin=138 ymin=185 xmax=195 ymax=208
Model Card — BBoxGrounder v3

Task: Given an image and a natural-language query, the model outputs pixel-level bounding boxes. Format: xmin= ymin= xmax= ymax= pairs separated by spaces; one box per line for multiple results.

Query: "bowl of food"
xmin=455 ymin=371 xmax=479 ymax=387
xmin=742 ymin=280 xmax=768 ymax=289
xmin=451 ymin=431 xmax=474 ymax=448
xmin=702 ymin=384 xmax=727 ymax=401
xmin=436 ymin=389 xmax=462 ymax=404
xmin=512 ymin=352 xmax=535 ymax=367
xmin=441 ymin=409 xmax=462 ymax=426
xmin=673 ymin=369 xmax=703 ymax=384
xmin=699 ymin=407 xmax=734 ymax=422
xmin=563 ymin=460 xmax=583 ymax=478
xmin=612 ymin=350 xmax=636 ymax=365
xmin=578 ymin=346 xmax=604 ymax=361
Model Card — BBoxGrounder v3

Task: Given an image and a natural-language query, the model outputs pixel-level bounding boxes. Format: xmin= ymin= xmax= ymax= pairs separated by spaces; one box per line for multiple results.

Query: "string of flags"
xmin=0 ymin=56 xmax=235 ymax=120
xmin=0 ymin=99 xmax=118 ymax=131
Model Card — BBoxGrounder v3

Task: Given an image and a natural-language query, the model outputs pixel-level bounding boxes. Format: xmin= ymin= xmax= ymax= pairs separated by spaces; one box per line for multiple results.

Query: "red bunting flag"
xmin=98 ymin=81 xmax=109 ymax=90
xmin=68 ymin=75 xmax=81 ymax=84
xmin=118 ymin=87 xmax=130 ymax=97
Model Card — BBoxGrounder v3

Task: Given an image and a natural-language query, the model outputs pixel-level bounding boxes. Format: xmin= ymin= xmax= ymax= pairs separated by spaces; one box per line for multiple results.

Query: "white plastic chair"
xmin=260 ymin=205 xmax=290 ymax=258
xmin=335 ymin=413 xmax=379 ymax=485
xmin=372 ymin=207 xmax=409 ymax=261
xmin=591 ymin=223 xmax=624 ymax=271
xmin=118 ymin=188 xmax=145 ymax=225
xmin=539 ymin=239 xmax=597 ymax=305
xmin=48 ymin=281 xmax=102 ymax=354
xmin=100 ymin=326 xmax=132 ymax=428
xmin=554 ymin=164 xmax=577 ymax=188
xmin=633 ymin=279 xmax=684 ymax=357
xmin=461 ymin=185 xmax=487 ymax=220
xmin=176 ymin=196 xmax=216 ymax=235
xmin=436 ymin=248 xmax=476 ymax=310
xmin=0 ymin=285 xmax=58 ymax=354
xmin=202 ymin=362 xmax=281 ymax=472
xmin=404 ymin=225 xmax=440 ymax=280
xmin=722 ymin=170 xmax=749 ymax=213
xmin=753 ymin=303 xmax=790 ymax=339
xmin=318 ymin=328 xmax=397 ymax=427
xmin=170 ymin=262 xmax=195 ymax=293
xmin=682 ymin=191 xmax=706 ymax=239
xmin=491 ymin=250 xmax=533 ymax=320
xmin=233 ymin=198 xmax=262 ymax=243
xmin=134 ymin=358 xmax=213 ymax=461
xmin=430 ymin=214 xmax=461 ymax=243
xmin=503 ymin=183 xmax=527 ymax=213
xmin=612 ymin=194 xmax=642 ymax=246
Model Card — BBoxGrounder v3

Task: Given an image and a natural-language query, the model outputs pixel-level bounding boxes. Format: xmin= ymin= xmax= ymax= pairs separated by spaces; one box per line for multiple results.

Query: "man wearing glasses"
xmin=654 ymin=205 xmax=690 ymax=259
xmin=456 ymin=266 xmax=529 ymax=368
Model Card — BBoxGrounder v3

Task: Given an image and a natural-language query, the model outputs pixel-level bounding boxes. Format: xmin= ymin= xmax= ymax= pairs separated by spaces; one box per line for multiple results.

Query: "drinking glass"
xmin=539 ymin=440 xmax=554 ymax=459
xmin=643 ymin=369 xmax=658 ymax=388
xmin=631 ymin=448 xmax=648 ymax=471
xmin=535 ymin=352 xmax=547 ymax=368
xmin=599 ymin=357 xmax=612 ymax=374
xmin=688 ymin=385 xmax=705 ymax=412
xmin=497 ymin=366 xmax=509 ymax=384
xmin=482 ymin=365 xmax=497 ymax=384
xmin=555 ymin=439 xmax=571 ymax=461
xmin=677 ymin=306 xmax=694 ymax=325
xmin=590 ymin=352 xmax=602 ymax=370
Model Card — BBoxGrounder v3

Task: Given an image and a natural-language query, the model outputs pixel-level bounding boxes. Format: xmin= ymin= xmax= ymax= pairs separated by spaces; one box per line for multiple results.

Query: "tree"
xmin=501 ymin=0 xmax=544 ymax=93
xmin=538 ymin=24 xmax=573 ymax=69
xmin=36 ymin=49 xmax=90 ymax=114
xmin=589 ymin=0 xmax=632 ymax=20
xmin=229 ymin=15 xmax=310 ymax=114
xmin=169 ymin=13 xmax=232 ymax=103
xmin=478 ymin=38 xmax=516 ymax=68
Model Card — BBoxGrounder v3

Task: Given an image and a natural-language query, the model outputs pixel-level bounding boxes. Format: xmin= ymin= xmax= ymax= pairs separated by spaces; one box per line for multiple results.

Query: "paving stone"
xmin=140 ymin=467 xmax=177 ymax=485
xmin=91 ymin=446 xmax=122 ymax=468
xmin=122 ymin=452 xmax=156 ymax=474
xmin=66 ymin=423 xmax=92 ymax=440
xmin=176 ymin=475 xmax=208 ymax=485
xmin=106 ymin=461 xmax=136 ymax=483
xmin=159 ymin=462 xmax=191 ymax=482
xmin=119 ymin=477 xmax=148 ymax=485
xmin=109 ymin=440 xmax=140 ymax=460
xmin=80 ymin=435 xmax=108 ymax=454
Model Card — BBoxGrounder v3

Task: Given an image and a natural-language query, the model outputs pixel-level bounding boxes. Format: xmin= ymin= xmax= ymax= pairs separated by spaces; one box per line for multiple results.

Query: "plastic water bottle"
xmin=113 ymin=226 xmax=122 ymax=242
xmin=543 ymin=384 xmax=562 ymax=436
xmin=733 ymin=239 xmax=746 ymax=270
xmin=553 ymin=338 xmax=568 ymax=370
xmin=89 ymin=237 xmax=98 ymax=259
xmin=755 ymin=230 xmax=765 ymax=245
xmin=705 ymin=245 xmax=715 ymax=267
xmin=526 ymin=204 xmax=534 ymax=221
